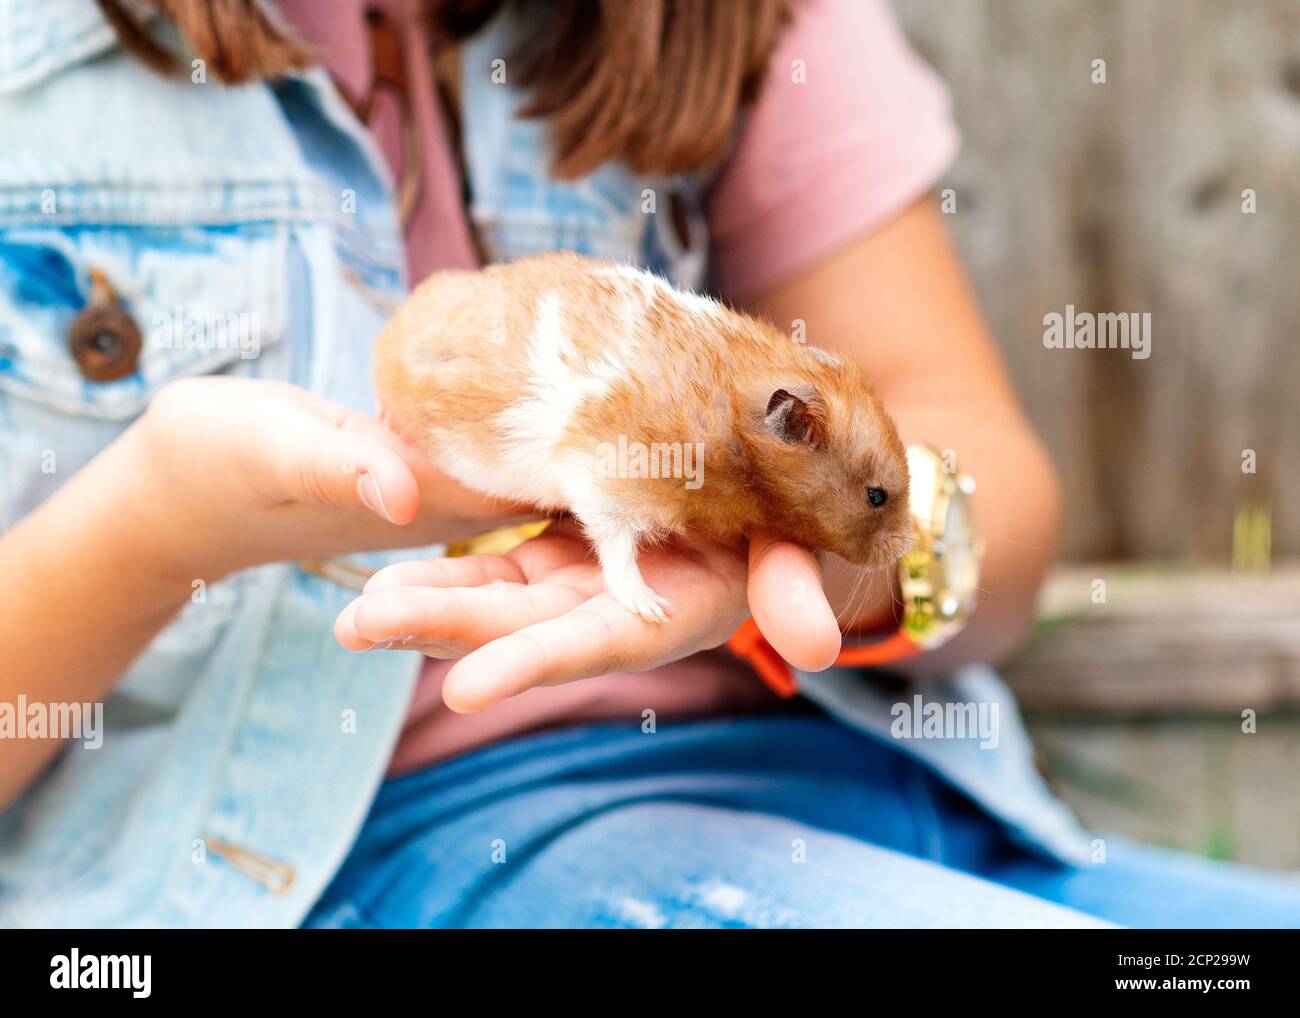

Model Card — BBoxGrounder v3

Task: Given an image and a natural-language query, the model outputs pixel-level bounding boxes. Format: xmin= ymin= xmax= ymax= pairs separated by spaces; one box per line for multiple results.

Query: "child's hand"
xmin=333 ymin=521 xmax=843 ymax=712
xmin=135 ymin=376 xmax=534 ymax=583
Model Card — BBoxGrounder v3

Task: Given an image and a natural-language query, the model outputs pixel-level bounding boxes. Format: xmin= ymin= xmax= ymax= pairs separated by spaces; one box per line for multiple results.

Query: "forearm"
xmin=0 ymin=423 xmax=194 ymax=807
xmin=0 ymin=376 xmax=549 ymax=807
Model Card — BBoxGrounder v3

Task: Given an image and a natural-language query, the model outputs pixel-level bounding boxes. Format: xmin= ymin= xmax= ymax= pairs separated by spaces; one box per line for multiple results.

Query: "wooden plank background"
xmin=889 ymin=0 xmax=1300 ymax=563
xmin=1004 ymin=563 xmax=1300 ymax=714
xmin=884 ymin=2 xmax=1300 ymax=868
xmin=1003 ymin=563 xmax=1300 ymax=868
xmin=1029 ymin=716 xmax=1300 ymax=869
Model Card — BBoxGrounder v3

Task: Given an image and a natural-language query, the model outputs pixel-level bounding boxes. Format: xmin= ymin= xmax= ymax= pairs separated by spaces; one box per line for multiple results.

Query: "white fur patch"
xmin=428 ymin=291 xmax=637 ymax=508
xmin=598 ymin=263 xmax=724 ymax=322
xmin=804 ymin=344 xmax=843 ymax=368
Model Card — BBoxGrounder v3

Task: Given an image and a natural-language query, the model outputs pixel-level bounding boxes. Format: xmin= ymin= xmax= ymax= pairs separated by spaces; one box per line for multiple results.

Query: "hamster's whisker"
xmin=835 ymin=566 xmax=869 ymax=628
xmin=976 ymin=529 xmax=1045 ymax=553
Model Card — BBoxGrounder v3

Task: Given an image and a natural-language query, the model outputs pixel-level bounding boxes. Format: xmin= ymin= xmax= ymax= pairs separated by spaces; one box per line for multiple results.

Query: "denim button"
xmin=67 ymin=268 xmax=141 ymax=382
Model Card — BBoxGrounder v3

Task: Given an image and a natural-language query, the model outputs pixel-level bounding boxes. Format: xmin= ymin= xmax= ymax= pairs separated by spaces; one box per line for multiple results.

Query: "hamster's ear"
xmin=764 ymin=386 xmax=823 ymax=449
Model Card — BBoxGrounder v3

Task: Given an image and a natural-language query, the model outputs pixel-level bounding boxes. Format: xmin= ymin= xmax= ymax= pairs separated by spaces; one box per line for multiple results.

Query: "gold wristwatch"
xmin=728 ymin=444 xmax=983 ymax=696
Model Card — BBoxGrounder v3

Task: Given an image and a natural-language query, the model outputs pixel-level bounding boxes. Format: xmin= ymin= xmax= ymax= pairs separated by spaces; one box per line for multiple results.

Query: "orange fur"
xmin=374 ymin=253 xmax=912 ymax=615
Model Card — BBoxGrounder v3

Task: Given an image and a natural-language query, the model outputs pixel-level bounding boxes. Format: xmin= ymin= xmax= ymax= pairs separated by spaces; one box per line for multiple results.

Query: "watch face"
xmin=941 ymin=486 xmax=980 ymax=611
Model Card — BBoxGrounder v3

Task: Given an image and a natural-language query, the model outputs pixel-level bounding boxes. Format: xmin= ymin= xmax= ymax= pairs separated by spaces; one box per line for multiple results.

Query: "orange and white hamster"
xmin=374 ymin=252 xmax=912 ymax=623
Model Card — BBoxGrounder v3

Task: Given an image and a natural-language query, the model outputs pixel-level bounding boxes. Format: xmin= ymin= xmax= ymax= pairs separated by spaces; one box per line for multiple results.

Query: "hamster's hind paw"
xmin=608 ymin=578 xmax=675 ymax=624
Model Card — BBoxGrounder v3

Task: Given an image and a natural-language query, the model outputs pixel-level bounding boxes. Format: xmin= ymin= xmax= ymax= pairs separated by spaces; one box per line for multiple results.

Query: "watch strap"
xmin=726 ymin=616 xmax=921 ymax=698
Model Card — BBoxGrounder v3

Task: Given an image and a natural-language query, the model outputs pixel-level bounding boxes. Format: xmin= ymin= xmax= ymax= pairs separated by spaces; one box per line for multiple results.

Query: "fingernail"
xmin=357 ymin=472 xmax=394 ymax=523
xmin=364 ymin=635 xmax=415 ymax=652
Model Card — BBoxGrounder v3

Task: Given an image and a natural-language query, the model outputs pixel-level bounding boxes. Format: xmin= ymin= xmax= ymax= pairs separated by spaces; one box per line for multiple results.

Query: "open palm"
xmin=335 ymin=521 xmax=843 ymax=712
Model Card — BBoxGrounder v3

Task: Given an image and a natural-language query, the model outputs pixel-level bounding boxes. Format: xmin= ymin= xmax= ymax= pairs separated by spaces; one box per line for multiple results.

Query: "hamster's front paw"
xmin=607 ymin=576 xmax=675 ymax=624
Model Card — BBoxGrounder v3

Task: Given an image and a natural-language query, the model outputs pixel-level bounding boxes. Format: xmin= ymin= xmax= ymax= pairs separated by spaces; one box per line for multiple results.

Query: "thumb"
xmin=746 ymin=531 xmax=841 ymax=671
xmin=302 ymin=429 xmax=421 ymax=526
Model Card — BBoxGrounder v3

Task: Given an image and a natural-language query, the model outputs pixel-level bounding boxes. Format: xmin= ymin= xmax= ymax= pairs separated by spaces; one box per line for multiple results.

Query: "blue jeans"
xmin=303 ymin=711 xmax=1300 ymax=928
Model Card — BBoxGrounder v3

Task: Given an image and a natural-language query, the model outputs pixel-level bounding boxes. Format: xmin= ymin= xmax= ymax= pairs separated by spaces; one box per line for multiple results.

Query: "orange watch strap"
xmin=726 ymin=617 xmax=921 ymax=698
xmin=726 ymin=616 xmax=799 ymax=698
xmin=831 ymin=627 xmax=920 ymax=667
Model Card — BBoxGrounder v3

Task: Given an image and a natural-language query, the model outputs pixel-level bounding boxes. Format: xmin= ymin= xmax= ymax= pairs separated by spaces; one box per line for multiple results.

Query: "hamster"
xmin=374 ymin=252 xmax=912 ymax=623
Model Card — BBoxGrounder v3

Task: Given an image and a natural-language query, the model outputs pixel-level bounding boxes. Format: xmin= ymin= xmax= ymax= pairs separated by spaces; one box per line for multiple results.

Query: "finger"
xmin=502 ymin=528 xmax=595 ymax=580
xmin=334 ymin=600 xmax=461 ymax=656
xmin=320 ymin=431 xmax=421 ymax=526
xmin=363 ymin=555 xmax=525 ymax=593
xmin=256 ymin=399 xmax=421 ymax=525
xmin=318 ymin=390 xmax=540 ymax=524
xmin=348 ymin=582 xmax=587 ymax=653
xmin=746 ymin=531 xmax=841 ymax=671
xmin=333 ymin=596 xmax=370 ymax=651
xmin=441 ymin=596 xmax=719 ymax=713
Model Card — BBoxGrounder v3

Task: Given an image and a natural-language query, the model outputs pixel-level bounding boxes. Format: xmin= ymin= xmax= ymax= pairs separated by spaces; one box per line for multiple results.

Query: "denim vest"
xmin=0 ymin=2 xmax=1088 ymax=928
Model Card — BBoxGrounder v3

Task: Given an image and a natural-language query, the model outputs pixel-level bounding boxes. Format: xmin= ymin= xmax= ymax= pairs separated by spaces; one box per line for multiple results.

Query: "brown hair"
xmin=95 ymin=0 xmax=793 ymax=178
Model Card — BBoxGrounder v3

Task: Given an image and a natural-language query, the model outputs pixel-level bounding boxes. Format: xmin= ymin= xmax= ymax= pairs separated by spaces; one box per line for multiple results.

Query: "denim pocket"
xmin=0 ymin=221 xmax=295 ymax=713
xmin=0 ymin=221 xmax=289 ymax=420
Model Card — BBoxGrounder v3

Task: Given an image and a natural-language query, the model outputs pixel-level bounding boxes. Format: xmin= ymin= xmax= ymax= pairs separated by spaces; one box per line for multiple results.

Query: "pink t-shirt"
xmin=279 ymin=0 xmax=958 ymax=774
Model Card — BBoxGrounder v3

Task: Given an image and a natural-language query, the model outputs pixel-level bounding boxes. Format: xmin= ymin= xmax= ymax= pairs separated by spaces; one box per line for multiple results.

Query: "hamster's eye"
xmin=866 ymin=487 xmax=888 ymax=508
